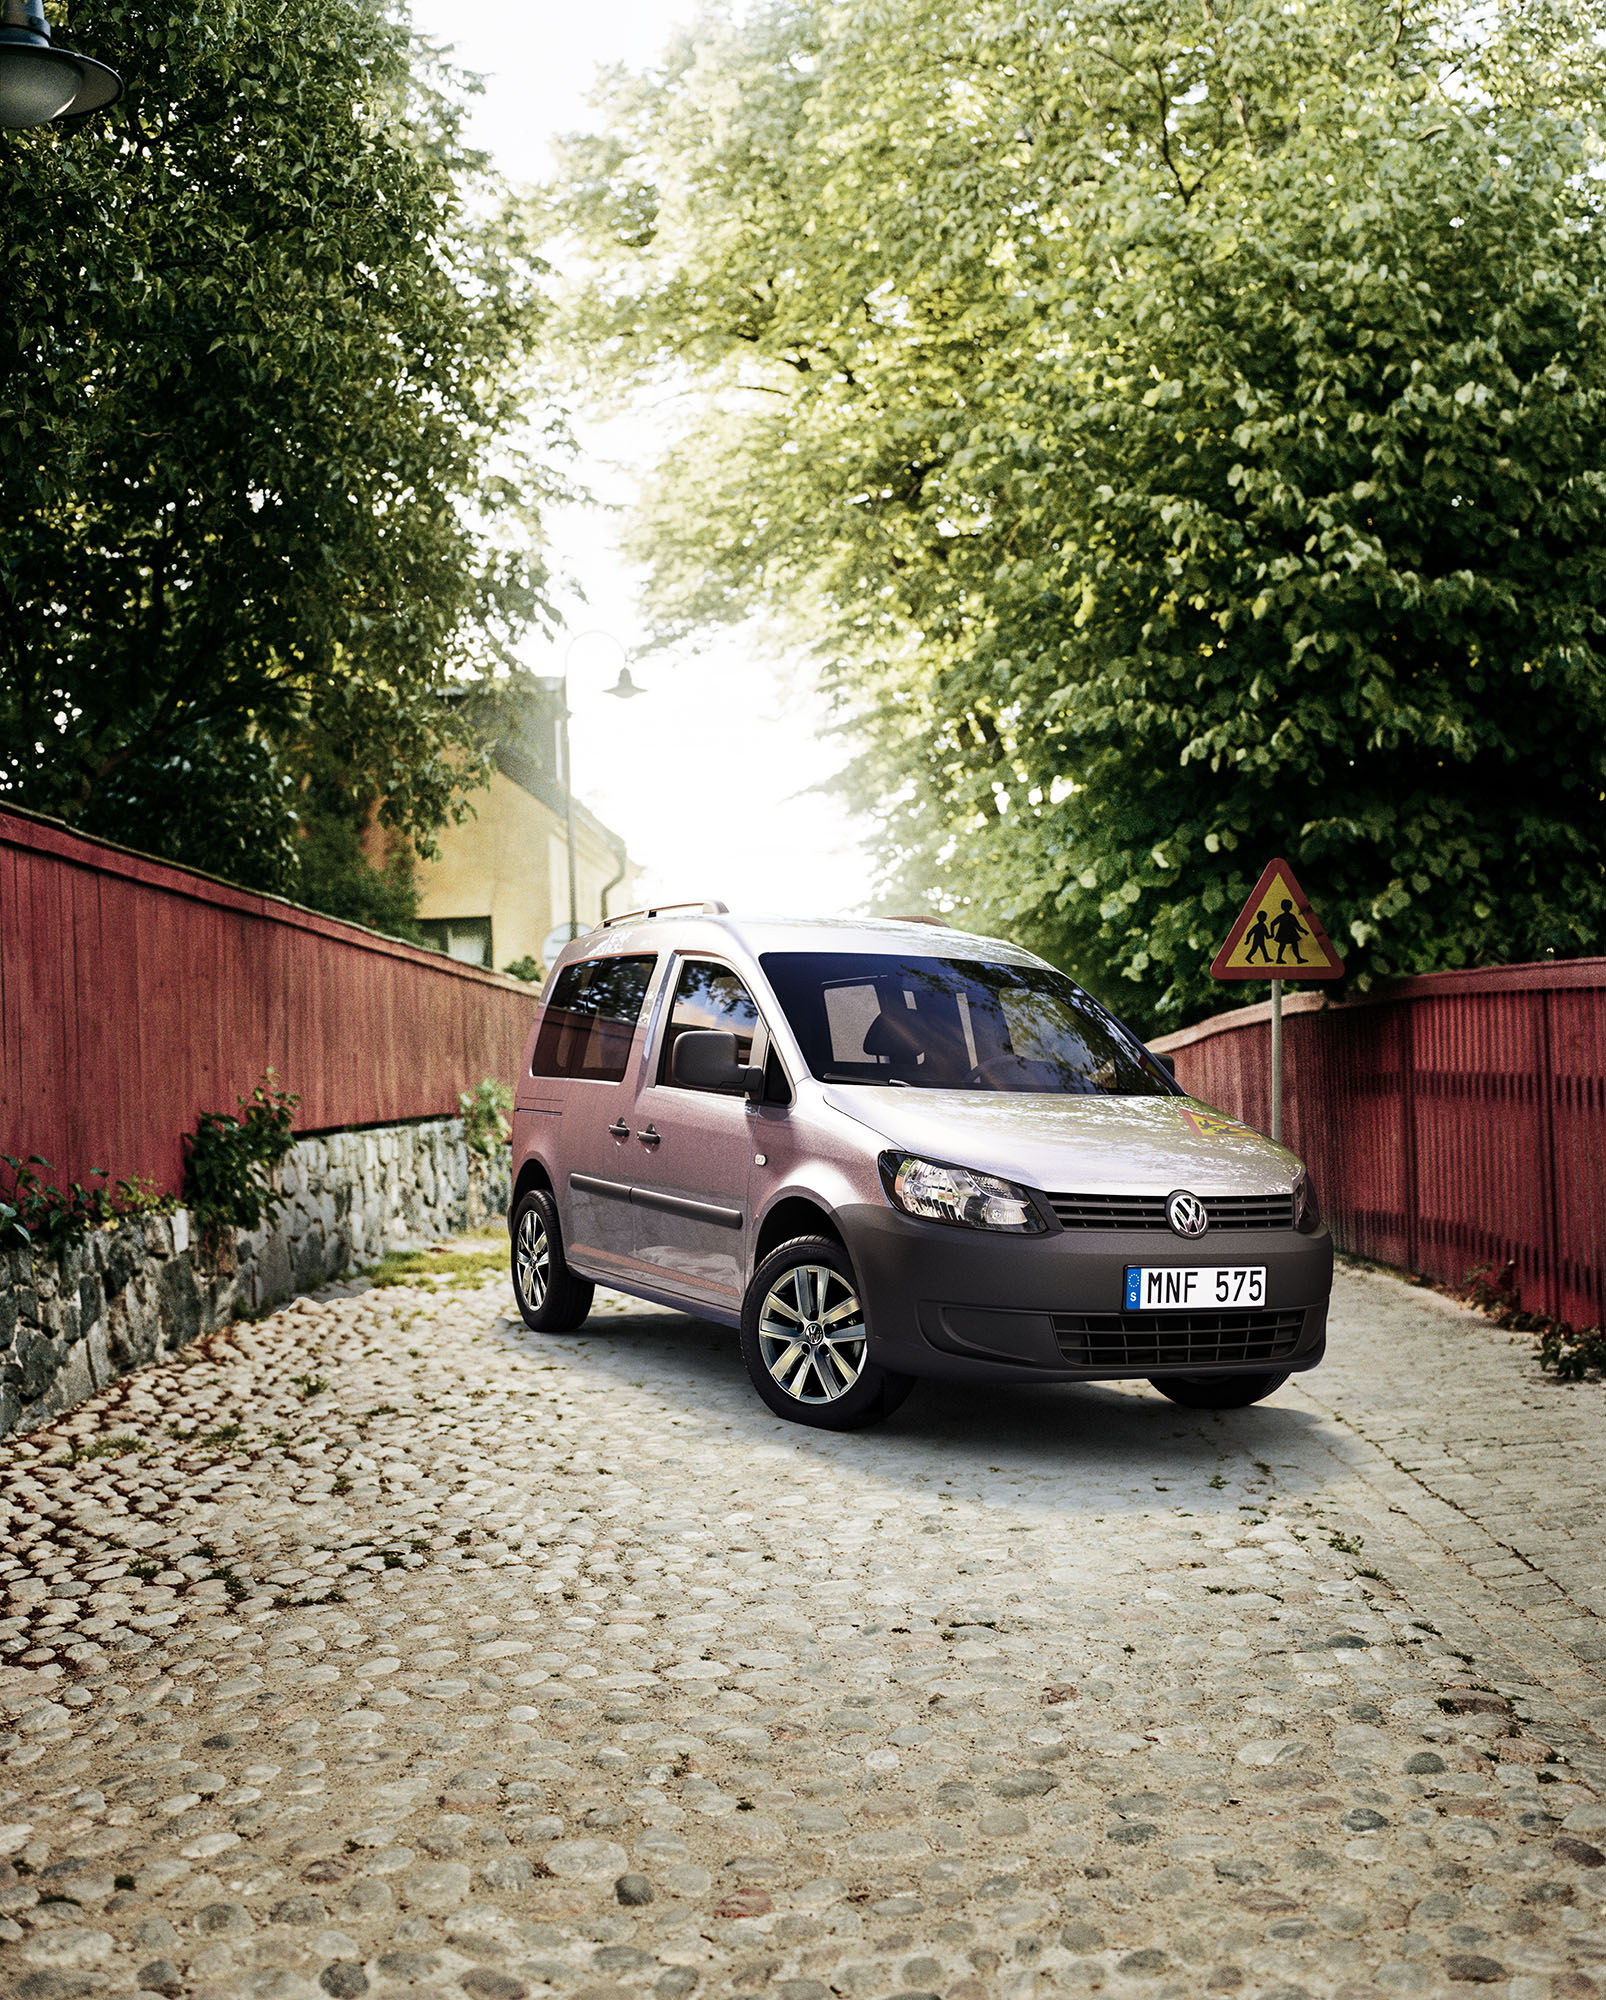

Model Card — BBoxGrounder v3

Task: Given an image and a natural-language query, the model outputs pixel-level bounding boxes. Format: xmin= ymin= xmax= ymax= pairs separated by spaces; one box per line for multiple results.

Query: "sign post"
xmin=1210 ymin=858 xmax=1344 ymax=1143
xmin=1269 ymin=976 xmax=1284 ymax=1142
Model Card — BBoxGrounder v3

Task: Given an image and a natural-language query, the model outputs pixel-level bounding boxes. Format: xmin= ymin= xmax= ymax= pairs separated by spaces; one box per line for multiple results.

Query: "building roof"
xmin=492 ymin=741 xmax=634 ymax=867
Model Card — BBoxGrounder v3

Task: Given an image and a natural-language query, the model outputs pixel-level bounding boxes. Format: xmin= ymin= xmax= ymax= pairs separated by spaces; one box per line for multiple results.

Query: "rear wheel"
xmin=1148 ymin=1370 xmax=1289 ymax=1409
xmin=740 ymin=1235 xmax=914 ymax=1431
xmin=510 ymin=1188 xmax=594 ymax=1333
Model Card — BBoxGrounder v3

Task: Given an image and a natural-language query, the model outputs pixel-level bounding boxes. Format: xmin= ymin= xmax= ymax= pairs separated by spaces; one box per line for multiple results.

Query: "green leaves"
xmin=183 ymin=1070 xmax=301 ymax=1245
xmin=1 ymin=0 xmax=559 ymax=896
xmin=553 ymin=0 xmax=1606 ymax=1022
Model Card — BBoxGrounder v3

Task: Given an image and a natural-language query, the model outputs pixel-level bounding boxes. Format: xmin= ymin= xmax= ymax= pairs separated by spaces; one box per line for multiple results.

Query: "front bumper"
xmin=837 ymin=1202 xmax=1332 ymax=1385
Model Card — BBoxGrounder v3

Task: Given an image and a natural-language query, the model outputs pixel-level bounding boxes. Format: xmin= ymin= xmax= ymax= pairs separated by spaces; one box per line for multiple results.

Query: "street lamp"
xmin=0 ymin=0 xmax=121 ymax=129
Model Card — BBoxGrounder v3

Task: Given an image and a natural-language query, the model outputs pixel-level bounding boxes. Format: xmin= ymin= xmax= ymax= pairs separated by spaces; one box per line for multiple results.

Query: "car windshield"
xmin=759 ymin=952 xmax=1171 ymax=1095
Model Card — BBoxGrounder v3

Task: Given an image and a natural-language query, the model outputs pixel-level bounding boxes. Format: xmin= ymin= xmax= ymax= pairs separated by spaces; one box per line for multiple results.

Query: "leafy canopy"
xmin=1 ymin=0 xmax=561 ymax=902
xmin=554 ymin=0 xmax=1606 ymax=1021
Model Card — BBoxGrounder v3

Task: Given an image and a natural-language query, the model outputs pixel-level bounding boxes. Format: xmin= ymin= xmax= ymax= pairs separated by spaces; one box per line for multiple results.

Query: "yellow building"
xmin=412 ymin=732 xmax=639 ymax=979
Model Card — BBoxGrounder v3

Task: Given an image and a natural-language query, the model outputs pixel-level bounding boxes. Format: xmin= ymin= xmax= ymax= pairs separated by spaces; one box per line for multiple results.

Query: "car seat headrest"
xmin=862 ymin=1008 xmax=929 ymax=1063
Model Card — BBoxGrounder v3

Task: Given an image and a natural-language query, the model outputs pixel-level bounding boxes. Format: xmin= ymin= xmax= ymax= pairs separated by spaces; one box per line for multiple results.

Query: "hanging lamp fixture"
xmin=0 ymin=0 xmax=121 ymax=130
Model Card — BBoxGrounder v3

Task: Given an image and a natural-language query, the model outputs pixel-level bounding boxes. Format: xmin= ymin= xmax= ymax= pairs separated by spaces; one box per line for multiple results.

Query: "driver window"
xmin=659 ymin=959 xmax=760 ymax=1091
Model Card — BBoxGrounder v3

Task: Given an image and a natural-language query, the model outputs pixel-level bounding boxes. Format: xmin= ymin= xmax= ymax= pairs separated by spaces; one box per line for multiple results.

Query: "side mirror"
xmin=671 ymin=1029 xmax=763 ymax=1098
xmin=1148 ymin=1048 xmax=1177 ymax=1080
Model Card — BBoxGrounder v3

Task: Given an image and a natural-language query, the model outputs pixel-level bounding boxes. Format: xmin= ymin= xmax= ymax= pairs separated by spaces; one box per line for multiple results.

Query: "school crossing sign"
xmin=1210 ymin=857 xmax=1344 ymax=983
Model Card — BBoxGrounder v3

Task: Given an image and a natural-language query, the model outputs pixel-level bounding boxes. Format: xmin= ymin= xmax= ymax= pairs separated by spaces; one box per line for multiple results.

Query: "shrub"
xmin=1464 ymin=1259 xmax=1606 ymax=1382
xmin=0 ymin=1155 xmax=176 ymax=1259
xmin=501 ymin=956 xmax=543 ymax=984
xmin=183 ymin=1071 xmax=301 ymax=1245
xmin=459 ymin=1078 xmax=513 ymax=1158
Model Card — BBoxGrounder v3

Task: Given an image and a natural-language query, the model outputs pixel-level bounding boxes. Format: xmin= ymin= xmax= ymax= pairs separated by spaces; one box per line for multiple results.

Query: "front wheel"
xmin=510 ymin=1189 xmax=594 ymax=1333
xmin=740 ymin=1235 xmax=915 ymax=1431
xmin=1148 ymin=1370 xmax=1289 ymax=1410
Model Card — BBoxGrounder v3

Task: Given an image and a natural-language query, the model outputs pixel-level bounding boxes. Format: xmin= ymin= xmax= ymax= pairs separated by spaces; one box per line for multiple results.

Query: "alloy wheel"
xmin=757 ymin=1262 xmax=866 ymax=1404
xmin=516 ymin=1206 xmax=550 ymax=1311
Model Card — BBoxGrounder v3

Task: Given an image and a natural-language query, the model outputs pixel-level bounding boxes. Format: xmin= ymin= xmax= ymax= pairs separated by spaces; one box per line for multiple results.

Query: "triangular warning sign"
xmin=1211 ymin=857 xmax=1345 ymax=982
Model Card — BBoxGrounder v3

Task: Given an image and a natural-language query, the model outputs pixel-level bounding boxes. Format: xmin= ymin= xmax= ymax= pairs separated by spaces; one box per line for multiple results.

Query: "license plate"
xmin=1125 ymin=1265 xmax=1266 ymax=1310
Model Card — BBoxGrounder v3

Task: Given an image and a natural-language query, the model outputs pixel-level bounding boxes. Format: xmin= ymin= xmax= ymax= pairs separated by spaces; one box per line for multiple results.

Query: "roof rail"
xmin=595 ymin=898 xmax=730 ymax=930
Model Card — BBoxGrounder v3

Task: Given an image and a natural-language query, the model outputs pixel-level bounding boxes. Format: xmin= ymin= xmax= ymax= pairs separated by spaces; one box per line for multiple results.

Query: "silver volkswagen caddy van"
xmin=508 ymin=904 xmax=1331 ymax=1431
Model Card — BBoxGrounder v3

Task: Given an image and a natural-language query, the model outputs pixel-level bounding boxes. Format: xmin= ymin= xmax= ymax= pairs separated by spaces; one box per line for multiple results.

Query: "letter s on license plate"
xmin=1124 ymin=1265 xmax=1266 ymax=1310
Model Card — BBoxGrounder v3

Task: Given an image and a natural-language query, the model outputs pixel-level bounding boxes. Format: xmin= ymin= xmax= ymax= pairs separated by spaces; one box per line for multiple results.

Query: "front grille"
xmin=1048 ymin=1191 xmax=1294 ymax=1231
xmin=1052 ymin=1307 xmax=1305 ymax=1369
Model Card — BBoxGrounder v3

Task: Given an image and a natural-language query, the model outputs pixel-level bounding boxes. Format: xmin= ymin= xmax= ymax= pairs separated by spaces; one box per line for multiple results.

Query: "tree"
xmin=554 ymin=0 xmax=1606 ymax=1022
xmin=1 ymin=0 xmax=562 ymax=909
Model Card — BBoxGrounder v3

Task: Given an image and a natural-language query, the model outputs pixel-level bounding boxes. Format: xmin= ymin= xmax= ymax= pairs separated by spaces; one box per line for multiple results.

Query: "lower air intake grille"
xmin=1052 ymin=1307 xmax=1305 ymax=1370
xmin=1049 ymin=1192 xmax=1295 ymax=1231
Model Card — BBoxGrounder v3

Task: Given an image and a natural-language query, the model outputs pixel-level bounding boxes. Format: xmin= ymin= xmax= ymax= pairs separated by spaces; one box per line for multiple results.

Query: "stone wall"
xmin=0 ymin=1118 xmax=508 ymax=1439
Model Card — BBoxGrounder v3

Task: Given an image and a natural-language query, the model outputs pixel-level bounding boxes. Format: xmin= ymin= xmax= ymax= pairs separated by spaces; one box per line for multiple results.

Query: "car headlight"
xmin=879 ymin=1152 xmax=1046 ymax=1234
xmin=1293 ymin=1168 xmax=1322 ymax=1234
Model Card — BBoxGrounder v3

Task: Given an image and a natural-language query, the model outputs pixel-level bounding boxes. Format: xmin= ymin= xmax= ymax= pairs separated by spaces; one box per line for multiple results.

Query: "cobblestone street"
xmin=2 ymin=1248 xmax=1604 ymax=2000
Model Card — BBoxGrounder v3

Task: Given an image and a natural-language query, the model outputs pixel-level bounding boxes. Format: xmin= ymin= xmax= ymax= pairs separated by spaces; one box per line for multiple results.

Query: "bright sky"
xmin=407 ymin=0 xmax=874 ymax=922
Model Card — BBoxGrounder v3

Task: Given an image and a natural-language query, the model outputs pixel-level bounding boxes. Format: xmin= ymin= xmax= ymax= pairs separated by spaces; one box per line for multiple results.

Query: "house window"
xmin=418 ymin=917 xmax=493 ymax=967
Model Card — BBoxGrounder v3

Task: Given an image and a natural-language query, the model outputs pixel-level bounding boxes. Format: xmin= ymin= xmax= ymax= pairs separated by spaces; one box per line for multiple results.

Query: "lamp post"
xmin=0 ymin=0 xmax=121 ymax=128
xmin=597 ymin=668 xmax=645 ymax=920
xmin=538 ymin=634 xmax=647 ymax=956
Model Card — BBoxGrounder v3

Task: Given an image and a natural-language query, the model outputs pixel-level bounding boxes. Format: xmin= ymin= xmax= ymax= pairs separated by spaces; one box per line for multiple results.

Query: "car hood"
xmin=818 ymin=1087 xmax=1301 ymax=1194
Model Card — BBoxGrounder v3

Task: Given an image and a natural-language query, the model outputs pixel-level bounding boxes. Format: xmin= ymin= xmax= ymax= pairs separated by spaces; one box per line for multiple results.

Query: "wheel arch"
xmin=510 ymin=1154 xmax=554 ymax=1230
xmin=753 ymin=1193 xmax=843 ymax=1268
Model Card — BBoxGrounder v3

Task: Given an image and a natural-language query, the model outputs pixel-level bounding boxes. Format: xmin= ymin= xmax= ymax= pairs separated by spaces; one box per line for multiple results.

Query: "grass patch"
xmin=362 ymin=1244 xmax=507 ymax=1289
xmin=79 ymin=1434 xmax=143 ymax=1459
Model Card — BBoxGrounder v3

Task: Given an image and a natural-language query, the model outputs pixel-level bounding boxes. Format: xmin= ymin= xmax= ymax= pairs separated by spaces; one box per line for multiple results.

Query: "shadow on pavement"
xmin=507 ymin=1296 xmax=1332 ymax=1514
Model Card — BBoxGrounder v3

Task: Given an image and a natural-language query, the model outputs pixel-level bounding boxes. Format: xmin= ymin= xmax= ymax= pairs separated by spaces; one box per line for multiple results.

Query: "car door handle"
xmin=637 ymin=1124 xmax=662 ymax=1146
xmin=608 ymin=1120 xmax=630 ymax=1140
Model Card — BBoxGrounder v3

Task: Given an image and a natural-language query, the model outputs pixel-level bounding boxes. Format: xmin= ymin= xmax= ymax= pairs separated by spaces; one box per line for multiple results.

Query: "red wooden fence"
xmin=1 ymin=805 xmax=538 ymax=1198
xmin=1152 ymin=961 xmax=1606 ymax=1332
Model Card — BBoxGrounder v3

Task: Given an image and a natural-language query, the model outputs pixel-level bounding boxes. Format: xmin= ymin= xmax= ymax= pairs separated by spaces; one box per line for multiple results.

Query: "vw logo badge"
xmin=1166 ymin=1190 xmax=1209 ymax=1239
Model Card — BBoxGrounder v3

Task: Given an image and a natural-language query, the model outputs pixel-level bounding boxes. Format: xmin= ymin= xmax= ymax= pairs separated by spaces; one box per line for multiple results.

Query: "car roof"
xmin=563 ymin=911 xmax=1050 ymax=971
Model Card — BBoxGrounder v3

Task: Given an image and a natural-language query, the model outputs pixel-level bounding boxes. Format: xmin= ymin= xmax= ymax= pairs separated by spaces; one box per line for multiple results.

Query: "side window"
xmin=659 ymin=959 xmax=760 ymax=1091
xmin=531 ymin=955 xmax=657 ymax=1083
xmin=762 ymin=1045 xmax=793 ymax=1107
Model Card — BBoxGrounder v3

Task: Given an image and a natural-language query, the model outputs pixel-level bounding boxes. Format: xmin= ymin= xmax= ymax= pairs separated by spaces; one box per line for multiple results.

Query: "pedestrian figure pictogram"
xmin=1270 ymin=898 xmax=1306 ymax=966
xmin=1243 ymin=908 xmax=1273 ymax=965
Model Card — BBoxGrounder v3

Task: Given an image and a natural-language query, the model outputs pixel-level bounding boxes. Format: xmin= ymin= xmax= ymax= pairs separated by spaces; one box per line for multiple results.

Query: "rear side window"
xmin=658 ymin=959 xmax=760 ymax=1088
xmin=531 ymin=956 xmax=657 ymax=1083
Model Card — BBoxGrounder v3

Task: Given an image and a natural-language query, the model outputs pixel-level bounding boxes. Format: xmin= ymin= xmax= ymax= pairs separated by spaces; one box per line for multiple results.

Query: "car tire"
xmin=740 ymin=1234 xmax=915 ymax=1431
xmin=510 ymin=1188 xmax=594 ymax=1333
xmin=1148 ymin=1370 xmax=1290 ymax=1409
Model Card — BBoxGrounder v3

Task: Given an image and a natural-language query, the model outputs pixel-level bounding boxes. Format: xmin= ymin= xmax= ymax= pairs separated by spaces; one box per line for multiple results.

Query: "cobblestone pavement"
xmin=3 ymin=1247 xmax=1604 ymax=2000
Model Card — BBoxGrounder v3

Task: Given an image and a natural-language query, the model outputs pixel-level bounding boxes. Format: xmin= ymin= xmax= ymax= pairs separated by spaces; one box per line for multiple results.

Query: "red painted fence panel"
xmin=0 ymin=806 xmax=538 ymax=1198
xmin=1152 ymin=963 xmax=1606 ymax=1331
